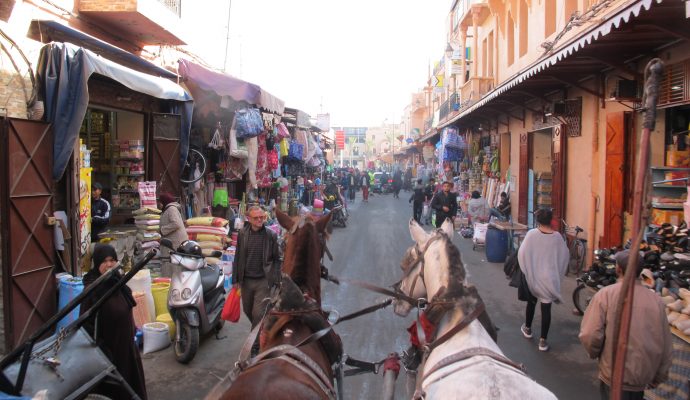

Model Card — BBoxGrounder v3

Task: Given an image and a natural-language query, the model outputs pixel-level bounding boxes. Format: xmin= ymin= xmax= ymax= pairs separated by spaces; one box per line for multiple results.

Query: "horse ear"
xmin=409 ymin=218 xmax=429 ymax=245
xmin=275 ymin=209 xmax=294 ymax=231
xmin=315 ymin=212 xmax=332 ymax=234
xmin=441 ymin=218 xmax=455 ymax=239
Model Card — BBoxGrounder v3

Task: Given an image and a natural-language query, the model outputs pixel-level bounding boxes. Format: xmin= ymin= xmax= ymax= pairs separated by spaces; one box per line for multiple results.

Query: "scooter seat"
xmin=200 ymin=264 xmax=221 ymax=293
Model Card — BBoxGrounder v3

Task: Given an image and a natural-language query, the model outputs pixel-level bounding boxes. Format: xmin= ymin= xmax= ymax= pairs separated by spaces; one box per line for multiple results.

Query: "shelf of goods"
xmin=650 ymin=167 xmax=689 ymax=226
xmin=535 ymin=172 xmax=552 ymax=209
xmin=112 ymin=139 xmax=146 ymax=212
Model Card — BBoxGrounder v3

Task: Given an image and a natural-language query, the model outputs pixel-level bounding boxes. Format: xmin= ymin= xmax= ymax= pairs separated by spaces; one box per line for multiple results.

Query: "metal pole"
xmin=610 ymin=58 xmax=663 ymax=400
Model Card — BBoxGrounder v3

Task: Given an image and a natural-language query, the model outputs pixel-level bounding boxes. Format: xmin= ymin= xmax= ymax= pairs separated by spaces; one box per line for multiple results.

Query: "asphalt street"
xmin=144 ymin=190 xmax=600 ymax=399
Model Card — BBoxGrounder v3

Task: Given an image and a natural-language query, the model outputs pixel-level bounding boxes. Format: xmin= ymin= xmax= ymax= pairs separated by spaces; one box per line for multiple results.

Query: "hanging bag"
xmin=234 ymin=108 xmax=264 ymax=139
xmin=279 ymin=138 xmax=289 ymax=157
xmin=221 ymin=286 xmax=241 ymax=322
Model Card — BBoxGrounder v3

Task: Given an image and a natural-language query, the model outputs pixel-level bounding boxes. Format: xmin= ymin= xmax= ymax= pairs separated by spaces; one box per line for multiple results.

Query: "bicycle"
xmin=562 ymin=219 xmax=587 ymax=276
xmin=180 ymin=147 xmax=207 ymax=184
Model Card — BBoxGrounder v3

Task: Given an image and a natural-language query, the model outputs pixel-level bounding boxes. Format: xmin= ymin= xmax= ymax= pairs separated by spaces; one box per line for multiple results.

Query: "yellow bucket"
xmin=151 ymin=282 xmax=170 ymax=317
xmin=156 ymin=313 xmax=176 ymax=340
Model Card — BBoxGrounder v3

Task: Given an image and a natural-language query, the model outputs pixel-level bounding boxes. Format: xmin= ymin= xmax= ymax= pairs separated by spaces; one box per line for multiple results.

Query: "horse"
xmin=392 ymin=218 xmax=557 ymax=400
xmin=206 ymin=211 xmax=340 ymax=400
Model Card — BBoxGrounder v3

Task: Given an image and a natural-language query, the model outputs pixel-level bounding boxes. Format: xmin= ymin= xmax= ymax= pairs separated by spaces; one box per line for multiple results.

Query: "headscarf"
xmin=159 ymin=192 xmax=175 ymax=208
xmin=83 ymin=244 xmax=135 ymax=308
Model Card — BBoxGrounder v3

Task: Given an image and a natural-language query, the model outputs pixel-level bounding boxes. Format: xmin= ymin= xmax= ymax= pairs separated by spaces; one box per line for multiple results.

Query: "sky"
xmin=184 ymin=1 xmax=451 ymax=128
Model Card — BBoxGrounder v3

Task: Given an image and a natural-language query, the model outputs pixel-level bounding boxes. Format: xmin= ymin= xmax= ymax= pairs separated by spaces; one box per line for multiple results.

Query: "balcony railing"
xmin=458 ymin=76 xmax=494 ymax=112
xmin=450 ymin=92 xmax=459 ymax=111
xmin=424 ymin=117 xmax=433 ymax=133
xmin=439 ymin=100 xmax=450 ymax=122
xmin=158 ymin=0 xmax=181 ymax=16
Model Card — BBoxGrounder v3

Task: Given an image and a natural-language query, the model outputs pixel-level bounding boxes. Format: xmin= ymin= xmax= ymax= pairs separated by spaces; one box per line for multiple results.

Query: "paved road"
xmin=144 ymin=190 xmax=599 ymax=399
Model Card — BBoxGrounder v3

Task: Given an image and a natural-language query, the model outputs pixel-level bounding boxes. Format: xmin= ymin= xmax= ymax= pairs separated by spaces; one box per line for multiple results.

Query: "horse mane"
xmin=281 ymin=214 xmax=326 ymax=304
xmin=437 ymin=231 xmax=466 ymax=293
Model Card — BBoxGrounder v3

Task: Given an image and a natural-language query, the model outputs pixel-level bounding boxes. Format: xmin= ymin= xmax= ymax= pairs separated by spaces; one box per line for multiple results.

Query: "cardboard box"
xmin=666 ymin=150 xmax=690 ymax=167
xmin=650 ymin=208 xmax=684 ymax=226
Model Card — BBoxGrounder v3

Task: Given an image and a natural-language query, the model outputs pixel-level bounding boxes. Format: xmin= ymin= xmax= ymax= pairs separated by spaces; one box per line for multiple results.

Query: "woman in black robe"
xmin=80 ymin=244 xmax=148 ymax=399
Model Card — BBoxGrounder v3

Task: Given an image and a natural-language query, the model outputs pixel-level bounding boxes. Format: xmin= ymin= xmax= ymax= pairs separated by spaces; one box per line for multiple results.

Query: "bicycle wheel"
xmin=573 ymin=283 xmax=597 ymax=315
xmin=180 ymin=148 xmax=207 ymax=184
xmin=569 ymin=240 xmax=586 ymax=275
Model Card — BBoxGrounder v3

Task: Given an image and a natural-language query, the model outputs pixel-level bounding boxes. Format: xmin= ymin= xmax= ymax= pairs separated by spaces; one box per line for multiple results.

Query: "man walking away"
xmin=430 ymin=181 xmax=458 ymax=228
xmin=360 ymin=171 xmax=370 ymax=203
xmin=91 ymin=182 xmax=111 ymax=242
xmin=579 ymin=249 xmax=672 ymax=399
xmin=232 ymin=206 xmax=282 ymax=355
xmin=409 ymin=179 xmax=425 ymax=223
xmin=392 ymin=169 xmax=403 ymax=198
xmin=423 ymin=178 xmax=437 ymax=225
xmin=348 ymin=171 xmax=357 ymax=202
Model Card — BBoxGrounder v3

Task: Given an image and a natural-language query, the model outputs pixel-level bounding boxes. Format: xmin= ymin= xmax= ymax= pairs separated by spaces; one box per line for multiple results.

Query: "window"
xmin=488 ymin=31 xmax=494 ymax=77
xmin=519 ymin=0 xmax=528 ymax=57
xmin=545 ymin=0 xmax=556 ymax=37
xmin=507 ymin=11 xmax=515 ymax=66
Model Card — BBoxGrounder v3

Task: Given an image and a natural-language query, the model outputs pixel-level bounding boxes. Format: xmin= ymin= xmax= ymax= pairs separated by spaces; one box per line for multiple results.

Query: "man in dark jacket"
xmin=409 ymin=179 xmax=425 ymax=223
xmin=232 ymin=206 xmax=281 ymax=330
xmin=423 ymin=178 xmax=437 ymax=225
xmin=430 ymin=181 xmax=458 ymax=228
xmin=91 ymin=182 xmax=111 ymax=242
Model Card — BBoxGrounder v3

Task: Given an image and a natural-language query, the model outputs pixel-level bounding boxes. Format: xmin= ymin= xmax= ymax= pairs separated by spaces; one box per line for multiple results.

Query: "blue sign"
xmin=405 ymin=138 xmax=414 ymax=144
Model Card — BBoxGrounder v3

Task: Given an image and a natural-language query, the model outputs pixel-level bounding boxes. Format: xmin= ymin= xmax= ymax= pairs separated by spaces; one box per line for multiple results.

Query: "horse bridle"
xmin=394 ymin=231 xmax=446 ymax=307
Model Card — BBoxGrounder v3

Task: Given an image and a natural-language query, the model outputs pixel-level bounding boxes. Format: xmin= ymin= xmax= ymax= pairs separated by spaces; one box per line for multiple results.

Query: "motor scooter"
xmin=160 ymin=239 xmax=225 ymax=364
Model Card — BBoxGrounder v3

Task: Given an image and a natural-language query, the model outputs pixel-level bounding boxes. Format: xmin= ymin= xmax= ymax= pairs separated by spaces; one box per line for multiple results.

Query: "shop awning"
xmin=37 ymin=42 xmax=194 ymax=179
xmin=440 ymin=0 xmax=679 ymax=129
xmin=29 ymin=20 xmax=177 ymax=80
xmin=178 ymin=59 xmax=285 ymax=114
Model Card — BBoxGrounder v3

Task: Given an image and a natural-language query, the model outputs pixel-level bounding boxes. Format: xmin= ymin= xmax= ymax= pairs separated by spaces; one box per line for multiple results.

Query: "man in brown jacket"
xmin=579 ymin=249 xmax=672 ymax=400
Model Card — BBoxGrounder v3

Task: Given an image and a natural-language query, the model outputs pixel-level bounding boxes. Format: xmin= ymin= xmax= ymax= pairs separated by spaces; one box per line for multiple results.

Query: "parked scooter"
xmin=160 ymin=239 xmax=225 ymax=364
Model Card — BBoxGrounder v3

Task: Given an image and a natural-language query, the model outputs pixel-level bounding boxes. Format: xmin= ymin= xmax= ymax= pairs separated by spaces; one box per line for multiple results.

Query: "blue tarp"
xmin=36 ymin=42 xmax=194 ymax=180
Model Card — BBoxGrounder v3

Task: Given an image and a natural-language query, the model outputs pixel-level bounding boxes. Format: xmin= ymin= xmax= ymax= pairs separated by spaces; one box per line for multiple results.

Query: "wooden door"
xmin=603 ymin=112 xmax=625 ymax=248
xmin=518 ymin=132 xmax=530 ymax=224
xmin=150 ymin=113 xmax=182 ymax=196
xmin=551 ymin=125 xmax=567 ymax=231
xmin=1 ymin=118 xmax=55 ymax=350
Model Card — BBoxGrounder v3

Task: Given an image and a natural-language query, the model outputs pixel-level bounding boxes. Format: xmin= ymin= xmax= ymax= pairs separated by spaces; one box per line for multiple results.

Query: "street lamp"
xmin=445 ymin=42 xmax=454 ymax=59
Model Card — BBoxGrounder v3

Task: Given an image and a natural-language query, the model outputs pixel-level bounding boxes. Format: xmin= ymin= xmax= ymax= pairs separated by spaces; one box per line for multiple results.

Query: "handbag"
xmin=517 ymin=271 xmax=537 ymax=302
xmin=221 ymin=286 xmax=241 ymax=322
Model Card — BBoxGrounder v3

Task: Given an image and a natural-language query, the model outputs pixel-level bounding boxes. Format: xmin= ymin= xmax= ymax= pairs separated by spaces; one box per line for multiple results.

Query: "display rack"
xmin=535 ymin=172 xmax=553 ymax=209
xmin=649 ymin=167 xmax=689 ymax=226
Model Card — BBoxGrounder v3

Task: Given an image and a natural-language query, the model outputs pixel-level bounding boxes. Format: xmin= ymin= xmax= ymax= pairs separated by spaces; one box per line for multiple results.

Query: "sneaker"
xmin=520 ymin=324 xmax=532 ymax=339
xmin=538 ymin=338 xmax=549 ymax=352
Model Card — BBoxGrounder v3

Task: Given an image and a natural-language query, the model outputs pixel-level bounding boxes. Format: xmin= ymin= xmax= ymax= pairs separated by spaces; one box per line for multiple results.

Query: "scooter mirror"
xmin=160 ymin=238 xmax=174 ymax=249
xmin=210 ymin=250 xmax=223 ymax=258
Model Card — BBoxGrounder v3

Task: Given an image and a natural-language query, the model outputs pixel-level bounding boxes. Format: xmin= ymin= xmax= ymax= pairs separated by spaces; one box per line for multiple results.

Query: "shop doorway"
xmin=529 ymin=129 xmax=553 ymax=227
xmin=602 ymin=112 xmax=633 ymax=248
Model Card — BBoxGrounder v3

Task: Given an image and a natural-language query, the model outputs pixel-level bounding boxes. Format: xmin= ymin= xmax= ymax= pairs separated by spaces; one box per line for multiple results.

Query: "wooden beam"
xmin=495 ymin=99 xmax=541 ymax=114
xmin=513 ymin=90 xmax=550 ymax=104
xmin=546 ymin=75 xmax=603 ymax=98
xmin=583 ymin=55 xmax=641 ymax=81
xmin=639 ymin=23 xmax=690 ymax=41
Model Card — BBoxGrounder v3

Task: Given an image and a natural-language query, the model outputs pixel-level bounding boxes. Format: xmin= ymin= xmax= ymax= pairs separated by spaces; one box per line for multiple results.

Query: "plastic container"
xmin=156 ymin=313 xmax=176 ymax=340
xmin=127 ymin=269 xmax=155 ymax=322
xmin=56 ymin=276 xmax=84 ymax=332
xmin=485 ymin=227 xmax=509 ymax=263
xmin=142 ymin=322 xmax=170 ymax=354
xmin=151 ymin=282 xmax=170 ymax=317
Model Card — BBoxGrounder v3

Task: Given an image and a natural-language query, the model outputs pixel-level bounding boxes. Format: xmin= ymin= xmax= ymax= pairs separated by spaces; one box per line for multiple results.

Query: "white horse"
xmin=393 ymin=219 xmax=557 ymax=400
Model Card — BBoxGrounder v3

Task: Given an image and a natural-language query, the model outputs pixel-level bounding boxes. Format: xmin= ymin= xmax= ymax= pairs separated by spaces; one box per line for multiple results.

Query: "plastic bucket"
xmin=56 ymin=276 xmax=84 ymax=332
xmin=151 ymin=282 xmax=170 ymax=317
xmin=156 ymin=313 xmax=176 ymax=340
xmin=485 ymin=227 xmax=509 ymax=263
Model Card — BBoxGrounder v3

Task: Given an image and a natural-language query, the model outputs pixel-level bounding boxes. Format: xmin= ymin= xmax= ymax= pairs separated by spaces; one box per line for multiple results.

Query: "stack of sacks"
xmin=133 ymin=207 xmax=162 ymax=251
xmin=185 ymin=217 xmax=229 ymax=265
xmin=229 ymin=231 xmax=239 ymax=247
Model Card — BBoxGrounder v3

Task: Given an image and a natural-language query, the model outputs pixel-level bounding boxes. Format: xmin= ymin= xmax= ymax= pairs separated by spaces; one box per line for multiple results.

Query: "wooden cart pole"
xmin=610 ymin=58 xmax=663 ymax=400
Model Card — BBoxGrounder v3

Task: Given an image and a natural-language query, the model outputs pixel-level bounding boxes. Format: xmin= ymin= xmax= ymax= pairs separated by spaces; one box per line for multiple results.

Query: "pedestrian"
xmin=91 ymin=182 xmax=111 ymax=242
xmin=360 ymin=171 xmax=370 ymax=203
xmin=467 ymin=190 xmax=490 ymax=224
xmin=430 ymin=180 xmax=458 ymax=228
xmin=489 ymin=192 xmax=511 ymax=221
xmin=517 ymin=208 xmax=569 ymax=352
xmin=159 ymin=192 xmax=187 ymax=277
xmin=81 ymin=243 xmax=147 ymax=400
xmin=392 ymin=169 xmax=403 ymax=198
xmin=348 ymin=170 xmax=357 ymax=202
xmin=340 ymin=172 xmax=350 ymax=201
xmin=579 ymin=249 xmax=672 ymax=399
xmin=423 ymin=178 xmax=437 ymax=225
xmin=409 ymin=179 xmax=425 ymax=223
xmin=232 ymin=206 xmax=281 ymax=353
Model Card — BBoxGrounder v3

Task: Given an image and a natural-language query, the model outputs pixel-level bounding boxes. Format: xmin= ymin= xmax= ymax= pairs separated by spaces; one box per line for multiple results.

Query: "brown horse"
xmin=206 ymin=211 xmax=340 ymax=400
